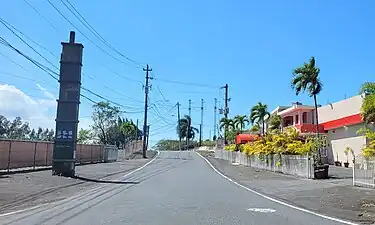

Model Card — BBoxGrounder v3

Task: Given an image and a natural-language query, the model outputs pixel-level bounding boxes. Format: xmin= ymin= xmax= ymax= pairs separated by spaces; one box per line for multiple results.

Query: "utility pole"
xmin=186 ymin=99 xmax=191 ymax=150
xmin=199 ymin=98 xmax=204 ymax=147
xmin=222 ymin=84 xmax=229 ymax=145
xmin=214 ymin=98 xmax=217 ymax=140
xmin=146 ymin=125 xmax=150 ymax=151
xmin=177 ymin=102 xmax=181 ymax=151
xmin=135 ymin=119 xmax=138 ymax=151
xmin=142 ymin=64 xmax=152 ymax=158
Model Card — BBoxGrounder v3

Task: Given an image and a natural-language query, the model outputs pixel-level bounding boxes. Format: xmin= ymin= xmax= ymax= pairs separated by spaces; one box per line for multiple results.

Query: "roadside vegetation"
xmin=0 ymin=115 xmax=54 ymax=141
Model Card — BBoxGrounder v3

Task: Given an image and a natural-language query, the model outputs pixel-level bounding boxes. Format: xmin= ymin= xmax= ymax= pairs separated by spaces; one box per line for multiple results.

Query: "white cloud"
xmin=0 ymin=84 xmax=91 ymax=130
xmin=36 ymin=83 xmax=56 ymax=100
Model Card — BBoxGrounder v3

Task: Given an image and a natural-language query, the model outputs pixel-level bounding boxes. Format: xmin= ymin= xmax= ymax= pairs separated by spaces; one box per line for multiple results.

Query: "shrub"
xmin=241 ymin=128 xmax=315 ymax=156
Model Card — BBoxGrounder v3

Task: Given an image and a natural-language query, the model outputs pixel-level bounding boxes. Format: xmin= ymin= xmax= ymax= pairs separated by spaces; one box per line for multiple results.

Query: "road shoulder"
xmin=199 ymin=152 xmax=375 ymax=224
xmin=0 ymin=151 xmax=157 ymax=214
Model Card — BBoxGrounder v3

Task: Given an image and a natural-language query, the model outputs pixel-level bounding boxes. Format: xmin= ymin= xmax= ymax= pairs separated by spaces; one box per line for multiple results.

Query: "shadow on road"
xmin=72 ymin=176 xmax=140 ymax=184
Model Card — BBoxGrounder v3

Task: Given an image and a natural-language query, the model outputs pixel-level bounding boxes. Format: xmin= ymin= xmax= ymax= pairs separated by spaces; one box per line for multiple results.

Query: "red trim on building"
xmin=319 ymin=113 xmax=363 ymax=130
xmin=295 ymin=124 xmax=326 ymax=133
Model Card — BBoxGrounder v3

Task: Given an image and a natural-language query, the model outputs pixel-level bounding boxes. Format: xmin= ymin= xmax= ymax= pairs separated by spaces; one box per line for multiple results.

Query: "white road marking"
xmin=247 ymin=208 xmax=276 ymax=213
xmin=0 ymin=204 xmax=48 ymax=217
xmin=0 ymin=150 xmax=160 ymax=218
xmin=196 ymin=152 xmax=359 ymax=225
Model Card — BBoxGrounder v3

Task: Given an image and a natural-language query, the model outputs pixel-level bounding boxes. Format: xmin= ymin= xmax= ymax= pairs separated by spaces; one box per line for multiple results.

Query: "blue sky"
xmin=0 ymin=0 xmax=374 ymax=147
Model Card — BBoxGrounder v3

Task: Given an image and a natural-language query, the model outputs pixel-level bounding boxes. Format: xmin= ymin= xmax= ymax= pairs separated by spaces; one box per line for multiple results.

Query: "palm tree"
xmin=250 ymin=102 xmax=270 ymax=136
xmin=220 ymin=118 xmax=235 ymax=143
xmin=234 ymin=115 xmax=249 ymax=133
xmin=177 ymin=115 xmax=199 ymax=146
xmin=292 ymin=56 xmax=323 ymax=135
xmin=250 ymin=123 xmax=261 ymax=133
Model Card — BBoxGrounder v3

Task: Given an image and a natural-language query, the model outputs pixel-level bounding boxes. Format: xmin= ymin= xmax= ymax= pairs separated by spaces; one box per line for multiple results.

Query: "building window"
xmin=295 ymin=114 xmax=299 ymax=124
xmin=302 ymin=112 xmax=307 ymax=123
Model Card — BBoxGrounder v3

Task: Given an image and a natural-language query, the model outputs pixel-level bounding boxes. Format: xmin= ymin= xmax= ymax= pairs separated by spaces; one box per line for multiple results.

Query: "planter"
xmin=314 ymin=164 xmax=329 ymax=179
xmin=334 ymin=161 xmax=342 ymax=166
xmin=344 ymin=162 xmax=349 ymax=168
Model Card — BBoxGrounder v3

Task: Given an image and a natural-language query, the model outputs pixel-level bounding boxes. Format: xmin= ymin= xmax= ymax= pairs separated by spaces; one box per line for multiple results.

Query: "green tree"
xmin=120 ymin=120 xmax=137 ymax=144
xmin=77 ymin=128 xmax=92 ymax=144
xmin=292 ymin=56 xmax=323 ymax=136
xmin=37 ymin=127 xmax=43 ymax=140
xmin=92 ymin=101 xmax=120 ymax=144
xmin=234 ymin=115 xmax=249 ymax=132
xmin=6 ymin=117 xmax=30 ymax=140
xmin=47 ymin=129 xmax=54 ymax=141
xmin=29 ymin=128 xmax=36 ymax=140
xmin=361 ymin=94 xmax=375 ymax=124
xmin=0 ymin=115 xmax=10 ymax=138
xmin=250 ymin=123 xmax=261 ymax=133
xmin=250 ymin=102 xmax=270 ymax=136
xmin=268 ymin=114 xmax=282 ymax=133
xmin=359 ymin=82 xmax=375 ymax=124
xmin=177 ymin=115 xmax=199 ymax=146
xmin=359 ymin=82 xmax=375 ymax=95
xmin=220 ymin=118 xmax=235 ymax=142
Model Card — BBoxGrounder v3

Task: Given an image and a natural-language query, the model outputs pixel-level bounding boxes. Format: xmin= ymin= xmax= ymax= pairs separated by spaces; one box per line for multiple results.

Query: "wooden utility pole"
xmin=135 ymin=119 xmax=138 ymax=150
xmin=214 ymin=98 xmax=217 ymax=139
xmin=177 ymin=102 xmax=181 ymax=151
xmin=222 ymin=84 xmax=229 ymax=145
xmin=199 ymin=99 xmax=204 ymax=146
xmin=186 ymin=99 xmax=191 ymax=150
xmin=142 ymin=64 xmax=152 ymax=158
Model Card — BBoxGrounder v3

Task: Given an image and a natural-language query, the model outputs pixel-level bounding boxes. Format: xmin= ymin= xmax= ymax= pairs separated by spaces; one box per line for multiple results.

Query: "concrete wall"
xmin=0 ymin=139 xmax=107 ymax=170
xmin=326 ymin=123 xmax=367 ymax=166
xmin=318 ymin=95 xmax=363 ymax=123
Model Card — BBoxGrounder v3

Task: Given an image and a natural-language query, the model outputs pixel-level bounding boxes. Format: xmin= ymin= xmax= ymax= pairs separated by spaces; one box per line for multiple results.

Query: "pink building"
xmin=270 ymin=94 xmax=373 ymax=167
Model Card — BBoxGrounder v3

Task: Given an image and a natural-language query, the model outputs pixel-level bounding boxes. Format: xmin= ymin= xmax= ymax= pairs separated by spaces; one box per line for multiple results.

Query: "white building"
xmin=272 ymin=94 xmax=373 ymax=167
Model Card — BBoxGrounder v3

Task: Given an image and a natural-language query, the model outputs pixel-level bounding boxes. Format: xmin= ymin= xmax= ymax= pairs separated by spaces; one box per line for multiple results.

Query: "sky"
xmin=0 ymin=0 xmax=374 ymax=147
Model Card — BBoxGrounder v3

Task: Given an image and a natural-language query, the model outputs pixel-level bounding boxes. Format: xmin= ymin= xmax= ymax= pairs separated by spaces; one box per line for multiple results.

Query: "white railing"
xmin=353 ymin=156 xmax=375 ymax=188
xmin=214 ymin=149 xmax=314 ymax=178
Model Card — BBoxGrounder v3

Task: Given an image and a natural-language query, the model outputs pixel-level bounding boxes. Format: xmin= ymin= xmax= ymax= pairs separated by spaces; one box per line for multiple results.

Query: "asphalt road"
xmin=0 ymin=151 xmax=354 ymax=225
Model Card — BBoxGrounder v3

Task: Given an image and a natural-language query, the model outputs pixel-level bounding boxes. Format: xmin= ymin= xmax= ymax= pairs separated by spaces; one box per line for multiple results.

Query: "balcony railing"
xmin=283 ymin=124 xmax=325 ymax=134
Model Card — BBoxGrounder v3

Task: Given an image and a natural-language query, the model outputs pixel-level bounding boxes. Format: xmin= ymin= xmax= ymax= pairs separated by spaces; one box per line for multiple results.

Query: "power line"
xmin=22 ymin=0 xmax=60 ymax=33
xmin=0 ymin=17 xmax=59 ymax=70
xmin=153 ymin=77 xmax=220 ymax=89
xmin=0 ymin=36 xmax=59 ymax=81
xmin=0 ymin=52 xmax=29 ymax=72
xmin=0 ymin=17 xmax=58 ymax=58
xmin=0 ymin=36 xmax=138 ymax=111
xmin=46 ymin=0 xmax=140 ymax=68
xmin=61 ymin=0 xmax=143 ymax=66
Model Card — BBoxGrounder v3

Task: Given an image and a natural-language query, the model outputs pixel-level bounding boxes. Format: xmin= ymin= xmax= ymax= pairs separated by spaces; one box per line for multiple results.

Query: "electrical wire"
xmin=61 ymin=0 xmax=143 ymax=66
xmin=0 ymin=17 xmax=59 ymax=70
xmin=46 ymin=0 xmax=140 ymax=68
xmin=22 ymin=0 xmax=60 ymax=33
xmin=153 ymin=77 xmax=220 ymax=89
xmin=0 ymin=36 xmax=138 ymax=112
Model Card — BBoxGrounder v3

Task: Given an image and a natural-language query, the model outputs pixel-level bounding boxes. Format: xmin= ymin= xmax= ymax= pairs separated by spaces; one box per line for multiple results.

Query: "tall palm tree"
xmin=234 ymin=115 xmax=249 ymax=133
xmin=250 ymin=102 xmax=270 ymax=136
xmin=219 ymin=118 xmax=235 ymax=142
xmin=292 ymin=56 xmax=323 ymax=164
xmin=250 ymin=123 xmax=261 ymax=133
xmin=291 ymin=56 xmax=323 ymax=136
xmin=177 ymin=115 xmax=199 ymax=146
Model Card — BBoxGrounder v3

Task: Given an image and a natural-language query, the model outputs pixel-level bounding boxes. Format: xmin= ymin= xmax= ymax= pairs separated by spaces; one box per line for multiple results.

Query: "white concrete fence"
xmin=215 ymin=149 xmax=314 ymax=179
xmin=353 ymin=156 xmax=375 ymax=188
